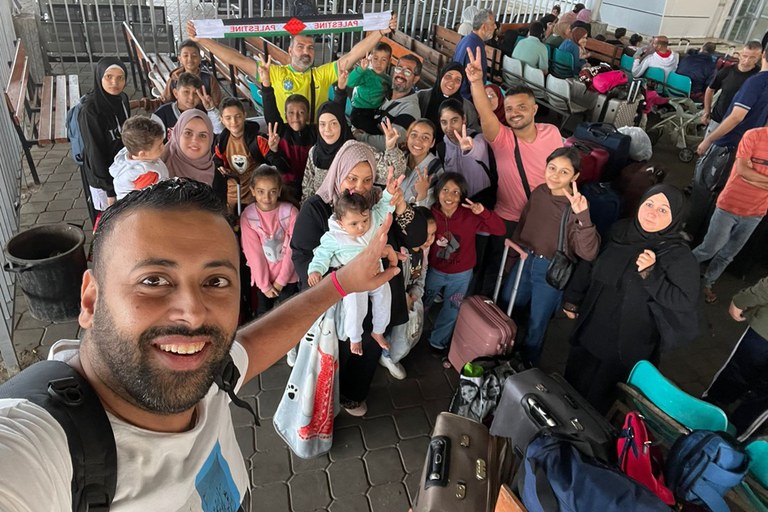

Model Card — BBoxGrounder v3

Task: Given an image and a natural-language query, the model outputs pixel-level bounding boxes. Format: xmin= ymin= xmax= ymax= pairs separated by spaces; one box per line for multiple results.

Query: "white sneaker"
xmin=379 ymin=355 xmax=406 ymax=380
xmin=341 ymin=399 xmax=367 ymax=416
xmin=286 ymin=346 xmax=297 ymax=367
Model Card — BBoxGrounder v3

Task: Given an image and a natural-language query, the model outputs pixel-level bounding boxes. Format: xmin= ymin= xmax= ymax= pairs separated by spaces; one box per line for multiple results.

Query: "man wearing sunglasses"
xmin=353 ymin=54 xmax=422 ymax=152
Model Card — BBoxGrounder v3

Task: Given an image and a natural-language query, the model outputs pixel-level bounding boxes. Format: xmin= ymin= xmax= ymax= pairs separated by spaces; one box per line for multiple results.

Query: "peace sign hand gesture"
xmin=267 ymin=122 xmax=280 ymax=152
xmin=360 ymin=56 xmax=369 ymax=70
xmin=462 ymin=198 xmax=484 ymax=215
xmin=413 ymin=166 xmax=431 ymax=202
xmin=381 ymin=117 xmax=400 ymax=150
xmin=197 ymin=85 xmax=215 ymax=110
xmin=563 ymin=181 xmax=587 ymax=214
xmin=454 ymin=123 xmax=474 ymax=152
xmin=465 ymin=47 xmax=484 ymax=84
xmin=257 ymin=55 xmax=272 ymax=87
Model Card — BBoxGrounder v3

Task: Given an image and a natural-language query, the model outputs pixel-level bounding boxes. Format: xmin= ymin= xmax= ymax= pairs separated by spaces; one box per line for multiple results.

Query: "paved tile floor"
xmin=3 ymin=128 xmax=763 ymax=510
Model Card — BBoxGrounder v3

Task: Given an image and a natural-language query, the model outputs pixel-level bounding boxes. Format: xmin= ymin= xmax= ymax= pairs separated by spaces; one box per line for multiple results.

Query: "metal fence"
xmin=0 ymin=1 xmax=26 ymax=372
xmin=38 ymin=0 xmax=580 ymax=73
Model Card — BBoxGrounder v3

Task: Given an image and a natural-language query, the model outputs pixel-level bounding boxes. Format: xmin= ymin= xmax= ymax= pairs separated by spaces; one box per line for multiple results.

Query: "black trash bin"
xmin=3 ymin=223 xmax=87 ymax=322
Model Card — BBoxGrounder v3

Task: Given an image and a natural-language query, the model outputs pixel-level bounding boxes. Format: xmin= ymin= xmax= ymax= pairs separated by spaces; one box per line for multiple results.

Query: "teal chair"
xmin=733 ymin=440 xmax=768 ymax=511
xmin=246 ymin=77 xmax=263 ymax=107
xmin=551 ymin=48 xmax=575 ymax=78
xmin=666 ymin=71 xmax=692 ymax=97
xmin=627 ymin=360 xmax=729 ymax=432
xmin=620 ymin=54 xmax=633 ymax=73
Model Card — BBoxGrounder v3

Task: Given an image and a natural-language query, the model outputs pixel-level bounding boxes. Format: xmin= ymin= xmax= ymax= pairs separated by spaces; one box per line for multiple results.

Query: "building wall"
xmin=599 ymin=0 xmax=730 ymax=38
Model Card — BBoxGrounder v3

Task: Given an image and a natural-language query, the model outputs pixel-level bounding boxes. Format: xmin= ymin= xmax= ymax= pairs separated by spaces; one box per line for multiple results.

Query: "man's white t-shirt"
xmin=0 ymin=340 xmax=251 ymax=511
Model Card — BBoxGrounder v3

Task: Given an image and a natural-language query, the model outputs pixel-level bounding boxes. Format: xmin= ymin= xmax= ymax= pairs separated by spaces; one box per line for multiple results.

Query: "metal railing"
xmin=0 ymin=0 xmax=26 ymax=373
xmin=37 ymin=0 xmax=580 ymax=72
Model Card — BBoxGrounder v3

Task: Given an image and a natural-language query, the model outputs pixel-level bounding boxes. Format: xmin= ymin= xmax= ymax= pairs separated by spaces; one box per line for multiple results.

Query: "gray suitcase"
xmin=489 ymin=367 xmax=616 ymax=463
xmin=591 ymin=79 xmax=643 ymax=127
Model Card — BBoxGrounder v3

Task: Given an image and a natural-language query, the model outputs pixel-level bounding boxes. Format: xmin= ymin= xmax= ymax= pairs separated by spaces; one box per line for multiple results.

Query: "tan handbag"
xmin=413 ymin=412 xmax=515 ymax=512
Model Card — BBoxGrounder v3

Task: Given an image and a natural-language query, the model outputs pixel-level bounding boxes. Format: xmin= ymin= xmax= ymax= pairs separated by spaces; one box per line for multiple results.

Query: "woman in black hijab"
xmin=78 ymin=57 xmax=131 ymax=211
xmin=562 ymin=184 xmax=700 ymax=413
xmin=417 ymin=62 xmax=480 ymax=133
xmin=301 ymin=100 xmax=354 ymax=200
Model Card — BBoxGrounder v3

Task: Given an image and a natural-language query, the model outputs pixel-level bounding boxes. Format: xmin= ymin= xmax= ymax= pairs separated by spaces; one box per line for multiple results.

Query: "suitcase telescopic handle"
xmin=526 ymin=396 xmax=557 ymax=428
xmin=493 ymin=243 xmax=526 ymax=317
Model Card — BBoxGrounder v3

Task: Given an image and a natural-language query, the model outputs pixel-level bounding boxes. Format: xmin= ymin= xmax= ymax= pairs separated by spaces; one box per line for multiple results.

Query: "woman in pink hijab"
xmin=162 ymin=109 xmax=219 ymax=186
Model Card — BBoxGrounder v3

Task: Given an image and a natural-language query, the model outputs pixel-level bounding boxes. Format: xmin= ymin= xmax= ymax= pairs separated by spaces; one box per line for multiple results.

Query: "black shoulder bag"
xmin=546 ymin=205 xmax=575 ymax=290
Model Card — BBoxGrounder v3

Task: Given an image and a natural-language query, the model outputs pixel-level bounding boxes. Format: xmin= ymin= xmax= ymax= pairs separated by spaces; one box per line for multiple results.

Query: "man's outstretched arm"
xmin=187 ymin=21 xmax=258 ymax=78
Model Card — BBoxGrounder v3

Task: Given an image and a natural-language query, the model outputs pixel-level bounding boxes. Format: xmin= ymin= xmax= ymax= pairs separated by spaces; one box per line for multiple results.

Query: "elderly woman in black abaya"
xmin=562 ymin=184 xmax=700 ymax=413
xmin=78 ymin=58 xmax=132 ymax=212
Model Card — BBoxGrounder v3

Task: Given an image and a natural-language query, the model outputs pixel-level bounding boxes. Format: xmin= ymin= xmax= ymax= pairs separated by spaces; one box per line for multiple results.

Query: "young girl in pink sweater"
xmin=240 ymin=165 xmax=300 ymax=316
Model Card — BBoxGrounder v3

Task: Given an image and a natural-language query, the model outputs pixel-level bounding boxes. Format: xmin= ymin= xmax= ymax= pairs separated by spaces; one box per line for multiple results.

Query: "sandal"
xmin=703 ymin=286 xmax=718 ymax=304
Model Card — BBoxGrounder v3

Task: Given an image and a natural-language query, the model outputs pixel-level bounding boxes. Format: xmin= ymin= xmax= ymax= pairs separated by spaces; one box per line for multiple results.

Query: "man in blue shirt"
xmin=687 ymin=47 xmax=768 ymax=241
xmin=453 ymin=8 xmax=497 ymax=99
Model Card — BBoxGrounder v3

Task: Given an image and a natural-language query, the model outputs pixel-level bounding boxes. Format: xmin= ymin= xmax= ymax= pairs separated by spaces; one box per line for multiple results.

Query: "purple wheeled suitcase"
xmin=448 ymin=245 xmax=525 ymax=372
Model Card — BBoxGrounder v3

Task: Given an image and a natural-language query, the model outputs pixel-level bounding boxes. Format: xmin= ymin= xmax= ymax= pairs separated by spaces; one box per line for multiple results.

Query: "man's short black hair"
xmin=398 ymin=54 xmax=422 ymax=76
xmin=176 ymin=72 xmax=203 ymax=90
xmin=505 ymin=84 xmax=536 ymax=100
xmin=529 ymin=22 xmax=545 ymax=39
xmin=629 ymin=33 xmax=643 ymax=46
xmin=220 ymin=97 xmax=245 ymax=113
xmin=92 ymin=179 xmax=229 ymax=277
xmin=179 ymin=39 xmax=201 ymax=54
xmin=573 ymin=3 xmax=585 ymax=12
xmin=614 ymin=27 xmax=627 ymax=39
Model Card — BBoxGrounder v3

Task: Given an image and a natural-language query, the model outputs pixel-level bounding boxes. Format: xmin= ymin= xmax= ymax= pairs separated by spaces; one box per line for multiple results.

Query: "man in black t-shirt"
xmin=702 ymin=41 xmax=762 ymax=137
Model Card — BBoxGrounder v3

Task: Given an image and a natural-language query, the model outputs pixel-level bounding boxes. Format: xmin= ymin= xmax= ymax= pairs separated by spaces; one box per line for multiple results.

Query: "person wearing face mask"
xmin=417 ymin=62 xmax=479 ymax=132
xmin=562 ymin=184 xmax=700 ymax=413
xmin=78 ymin=57 xmax=132 ymax=209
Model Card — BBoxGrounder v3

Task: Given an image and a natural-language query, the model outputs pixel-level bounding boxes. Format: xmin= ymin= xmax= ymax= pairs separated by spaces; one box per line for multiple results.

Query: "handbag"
xmin=387 ymin=299 xmax=424 ymax=364
xmin=273 ymin=304 xmax=340 ymax=459
xmin=617 ymin=411 xmax=676 ymax=505
xmin=545 ymin=206 xmax=575 ymax=290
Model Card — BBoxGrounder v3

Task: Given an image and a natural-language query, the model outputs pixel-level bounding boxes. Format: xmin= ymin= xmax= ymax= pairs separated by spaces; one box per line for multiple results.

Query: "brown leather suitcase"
xmin=413 ymin=412 xmax=515 ymax=512
xmin=448 ymin=245 xmax=524 ymax=372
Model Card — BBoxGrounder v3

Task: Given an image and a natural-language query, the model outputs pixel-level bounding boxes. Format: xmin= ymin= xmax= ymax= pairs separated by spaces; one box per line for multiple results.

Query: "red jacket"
xmin=429 ymin=206 xmax=506 ymax=273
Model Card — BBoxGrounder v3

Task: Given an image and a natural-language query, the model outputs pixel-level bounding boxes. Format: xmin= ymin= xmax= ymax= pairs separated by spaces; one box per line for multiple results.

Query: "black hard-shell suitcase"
xmin=489 ymin=367 xmax=617 ymax=464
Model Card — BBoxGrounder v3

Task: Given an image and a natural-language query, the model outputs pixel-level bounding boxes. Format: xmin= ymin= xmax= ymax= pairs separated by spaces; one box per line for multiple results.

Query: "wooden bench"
xmin=122 ymin=21 xmax=174 ymax=99
xmin=585 ymin=38 xmax=624 ymax=68
xmin=4 ymin=38 xmax=79 ymax=185
xmin=200 ymin=39 xmax=253 ymax=102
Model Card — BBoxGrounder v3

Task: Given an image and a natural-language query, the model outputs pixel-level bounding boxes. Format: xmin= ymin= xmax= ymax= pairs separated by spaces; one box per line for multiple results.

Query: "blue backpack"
xmin=665 ymin=430 xmax=749 ymax=512
xmin=66 ymin=94 xmax=88 ymax=165
xmin=519 ymin=434 xmax=671 ymax=512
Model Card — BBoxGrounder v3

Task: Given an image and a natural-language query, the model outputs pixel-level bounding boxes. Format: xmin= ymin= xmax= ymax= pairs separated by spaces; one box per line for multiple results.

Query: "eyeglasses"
xmin=394 ymin=66 xmax=414 ymax=77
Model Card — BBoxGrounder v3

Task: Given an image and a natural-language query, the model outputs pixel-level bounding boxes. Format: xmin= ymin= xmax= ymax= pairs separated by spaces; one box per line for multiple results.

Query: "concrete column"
xmin=12 ymin=5 xmax=50 ymax=83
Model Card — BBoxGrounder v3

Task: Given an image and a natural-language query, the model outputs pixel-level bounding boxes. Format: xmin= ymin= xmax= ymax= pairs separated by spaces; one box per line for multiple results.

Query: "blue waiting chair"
xmin=551 ymin=48 xmax=575 ymax=78
xmin=620 ymin=54 xmax=634 ymax=73
xmin=666 ymin=71 xmax=692 ymax=98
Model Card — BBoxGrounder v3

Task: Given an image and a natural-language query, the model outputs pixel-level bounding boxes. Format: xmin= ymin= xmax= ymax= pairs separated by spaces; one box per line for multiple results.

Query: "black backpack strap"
xmin=0 ymin=360 xmax=117 ymax=512
xmin=512 ymin=132 xmax=531 ymax=198
xmin=214 ymin=354 xmax=260 ymax=426
xmin=309 ymin=69 xmax=316 ymax=126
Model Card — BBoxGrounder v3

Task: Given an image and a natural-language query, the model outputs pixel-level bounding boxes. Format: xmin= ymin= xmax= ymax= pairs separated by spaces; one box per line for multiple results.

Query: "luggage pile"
xmin=412 ymin=360 xmax=764 ymax=511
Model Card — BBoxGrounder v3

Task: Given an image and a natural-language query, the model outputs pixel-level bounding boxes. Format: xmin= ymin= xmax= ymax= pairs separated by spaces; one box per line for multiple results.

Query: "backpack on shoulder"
xmin=0 ymin=356 xmax=257 ymax=511
xmin=66 ymin=94 xmax=89 ymax=165
xmin=665 ymin=430 xmax=750 ymax=512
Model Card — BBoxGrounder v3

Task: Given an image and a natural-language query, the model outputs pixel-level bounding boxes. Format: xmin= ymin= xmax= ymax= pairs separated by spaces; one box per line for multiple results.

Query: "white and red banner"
xmin=193 ymin=11 xmax=391 ymax=38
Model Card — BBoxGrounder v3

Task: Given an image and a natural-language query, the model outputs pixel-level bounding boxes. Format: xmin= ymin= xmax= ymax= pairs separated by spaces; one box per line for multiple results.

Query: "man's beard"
xmin=86 ymin=302 xmax=235 ymax=414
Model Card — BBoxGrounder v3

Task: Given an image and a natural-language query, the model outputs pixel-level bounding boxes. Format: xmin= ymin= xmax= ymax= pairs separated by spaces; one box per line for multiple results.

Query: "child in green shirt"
xmin=348 ymin=42 xmax=393 ymax=135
